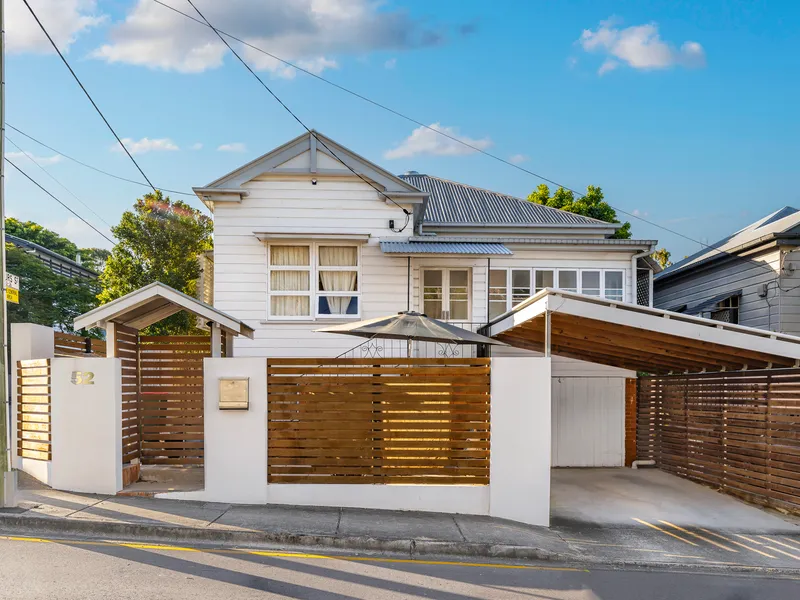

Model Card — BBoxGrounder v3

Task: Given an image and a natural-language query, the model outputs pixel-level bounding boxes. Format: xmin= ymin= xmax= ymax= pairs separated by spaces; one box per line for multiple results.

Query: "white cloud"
xmin=384 ymin=57 xmax=397 ymax=69
xmin=111 ymin=137 xmax=179 ymax=155
xmin=217 ymin=142 xmax=246 ymax=153
xmin=92 ymin=0 xmax=444 ymax=78
xmin=509 ymin=154 xmax=528 ymax=165
xmin=5 ymin=151 xmax=63 ymax=166
xmin=384 ymin=123 xmax=492 ymax=160
xmin=6 ymin=0 xmax=106 ymax=54
xmin=190 ymin=142 xmax=204 ymax=150
xmin=579 ymin=19 xmax=706 ymax=74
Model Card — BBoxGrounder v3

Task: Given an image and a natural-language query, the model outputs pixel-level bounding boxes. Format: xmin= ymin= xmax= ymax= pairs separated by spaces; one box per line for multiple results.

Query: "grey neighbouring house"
xmin=653 ymin=206 xmax=800 ymax=333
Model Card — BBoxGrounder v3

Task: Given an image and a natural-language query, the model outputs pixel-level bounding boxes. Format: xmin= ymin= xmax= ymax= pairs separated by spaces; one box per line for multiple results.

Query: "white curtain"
xmin=270 ymin=246 xmax=310 ymax=316
xmin=319 ymin=247 xmax=357 ymax=314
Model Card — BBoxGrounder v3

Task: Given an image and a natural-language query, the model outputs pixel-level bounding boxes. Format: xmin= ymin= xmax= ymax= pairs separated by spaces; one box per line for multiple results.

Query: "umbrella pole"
xmin=406 ymin=338 xmax=412 ymax=358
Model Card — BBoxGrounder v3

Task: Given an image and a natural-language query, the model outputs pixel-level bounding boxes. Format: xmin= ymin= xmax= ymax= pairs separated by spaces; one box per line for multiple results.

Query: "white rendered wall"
xmin=50 ymin=358 xmax=122 ymax=495
xmin=490 ymin=357 xmax=552 ymax=526
xmin=10 ymin=324 xmax=54 ymax=483
xmin=162 ymin=358 xmax=268 ymax=504
xmin=267 ymin=484 xmax=489 ymax=514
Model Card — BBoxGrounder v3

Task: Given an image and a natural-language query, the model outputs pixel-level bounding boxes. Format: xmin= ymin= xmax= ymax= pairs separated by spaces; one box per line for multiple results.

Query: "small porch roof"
xmin=74 ymin=282 xmax=255 ymax=338
xmin=483 ymin=289 xmax=800 ymax=374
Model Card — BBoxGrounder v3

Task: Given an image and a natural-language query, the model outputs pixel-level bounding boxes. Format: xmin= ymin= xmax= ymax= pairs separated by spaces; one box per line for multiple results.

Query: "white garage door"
xmin=551 ymin=377 xmax=625 ymax=467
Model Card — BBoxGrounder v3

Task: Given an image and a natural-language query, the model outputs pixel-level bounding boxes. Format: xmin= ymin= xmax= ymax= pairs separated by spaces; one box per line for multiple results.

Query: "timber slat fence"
xmin=638 ymin=370 xmax=800 ymax=514
xmin=54 ymin=331 xmax=106 ymax=357
xmin=17 ymin=359 xmax=52 ymax=461
xmin=267 ymin=357 xmax=491 ymax=484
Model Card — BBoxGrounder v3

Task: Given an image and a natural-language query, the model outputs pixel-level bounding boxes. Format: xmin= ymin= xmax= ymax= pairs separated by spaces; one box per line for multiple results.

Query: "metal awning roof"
xmin=380 ymin=241 xmax=512 ymax=255
xmin=74 ymin=282 xmax=255 ymax=338
xmin=483 ymin=289 xmax=800 ymax=374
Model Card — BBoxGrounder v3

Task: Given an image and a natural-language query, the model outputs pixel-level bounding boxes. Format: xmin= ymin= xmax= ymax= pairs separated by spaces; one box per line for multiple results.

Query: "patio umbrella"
xmin=316 ymin=311 xmax=506 ymax=357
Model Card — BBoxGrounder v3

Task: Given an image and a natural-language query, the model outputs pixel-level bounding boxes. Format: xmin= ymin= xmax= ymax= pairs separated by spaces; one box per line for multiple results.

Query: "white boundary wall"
xmin=164 ymin=356 xmax=552 ymax=527
xmin=50 ymin=358 xmax=123 ymax=495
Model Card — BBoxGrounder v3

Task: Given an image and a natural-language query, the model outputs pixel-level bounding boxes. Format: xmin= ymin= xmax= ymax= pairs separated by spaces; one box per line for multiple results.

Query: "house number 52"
xmin=71 ymin=371 xmax=95 ymax=385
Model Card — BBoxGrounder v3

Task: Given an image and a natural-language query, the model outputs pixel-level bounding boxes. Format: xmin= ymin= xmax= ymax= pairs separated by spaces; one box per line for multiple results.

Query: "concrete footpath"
xmin=3 ymin=475 xmax=800 ymax=573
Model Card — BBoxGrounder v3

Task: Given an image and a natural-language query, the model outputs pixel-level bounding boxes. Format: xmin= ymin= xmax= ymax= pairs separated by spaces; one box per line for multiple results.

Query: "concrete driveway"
xmin=550 ymin=468 xmax=799 ymax=532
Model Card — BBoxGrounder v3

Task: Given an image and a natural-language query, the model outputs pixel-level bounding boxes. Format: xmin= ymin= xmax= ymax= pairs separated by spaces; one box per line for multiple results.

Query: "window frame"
xmin=603 ymin=269 xmax=625 ymax=302
xmin=421 ymin=268 xmax=473 ymax=322
xmin=266 ymin=242 xmax=362 ymax=321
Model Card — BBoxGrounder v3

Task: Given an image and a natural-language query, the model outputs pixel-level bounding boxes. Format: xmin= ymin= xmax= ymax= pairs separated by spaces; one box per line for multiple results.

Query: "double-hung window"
xmin=268 ymin=244 xmax=360 ymax=320
xmin=603 ymin=271 xmax=624 ymax=301
xmin=557 ymin=270 xmax=579 ymax=293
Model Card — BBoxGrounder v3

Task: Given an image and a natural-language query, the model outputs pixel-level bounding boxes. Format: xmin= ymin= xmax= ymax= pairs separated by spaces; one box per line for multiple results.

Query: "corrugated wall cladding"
xmin=266 ymin=358 xmax=491 ymax=484
xmin=637 ymin=370 xmax=800 ymax=515
xmin=399 ymin=173 xmax=608 ymax=226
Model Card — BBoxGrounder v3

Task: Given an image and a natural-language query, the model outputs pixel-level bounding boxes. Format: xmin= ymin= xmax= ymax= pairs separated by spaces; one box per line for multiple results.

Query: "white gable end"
xmin=275 ymin=150 xmax=311 ymax=170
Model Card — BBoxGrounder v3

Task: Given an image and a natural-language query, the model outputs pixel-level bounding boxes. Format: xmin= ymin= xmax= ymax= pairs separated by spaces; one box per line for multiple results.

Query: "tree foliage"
xmin=6 ymin=243 xmax=100 ymax=334
xmin=6 ymin=217 xmax=79 ymax=258
xmin=99 ymin=191 xmax=213 ymax=335
xmin=527 ymin=184 xmax=631 ymax=239
xmin=652 ymin=247 xmax=672 ymax=269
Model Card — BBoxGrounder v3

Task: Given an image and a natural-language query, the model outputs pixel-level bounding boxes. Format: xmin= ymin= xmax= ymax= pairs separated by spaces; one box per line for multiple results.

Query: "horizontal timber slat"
xmin=16 ymin=359 xmax=51 ymax=461
xmin=267 ymin=358 xmax=490 ymax=485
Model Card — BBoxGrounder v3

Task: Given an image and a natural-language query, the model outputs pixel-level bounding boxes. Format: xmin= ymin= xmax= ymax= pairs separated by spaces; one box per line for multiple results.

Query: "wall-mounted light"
xmin=311 ymin=178 xmax=318 ymax=185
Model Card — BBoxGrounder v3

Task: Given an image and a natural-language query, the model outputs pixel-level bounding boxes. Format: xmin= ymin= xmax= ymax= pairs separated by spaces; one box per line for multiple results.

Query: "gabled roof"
xmin=657 ymin=206 xmax=800 ymax=282
xmin=74 ymin=282 xmax=255 ymax=338
xmin=398 ymin=172 xmax=618 ymax=230
xmin=194 ymin=130 xmax=425 ymax=211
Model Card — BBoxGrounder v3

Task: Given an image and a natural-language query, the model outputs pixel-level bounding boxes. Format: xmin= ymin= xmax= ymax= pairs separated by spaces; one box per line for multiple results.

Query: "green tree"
xmin=6 ymin=243 xmax=100 ymax=334
xmin=99 ymin=191 xmax=213 ymax=334
xmin=6 ymin=217 xmax=79 ymax=258
xmin=652 ymin=247 xmax=672 ymax=269
xmin=79 ymin=247 xmax=111 ymax=272
xmin=527 ymin=184 xmax=631 ymax=239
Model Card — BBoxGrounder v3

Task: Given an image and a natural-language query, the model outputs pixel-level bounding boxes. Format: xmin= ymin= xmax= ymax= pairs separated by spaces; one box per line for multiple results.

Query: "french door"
xmin=422 ymin=269 xmax=471 ymax=321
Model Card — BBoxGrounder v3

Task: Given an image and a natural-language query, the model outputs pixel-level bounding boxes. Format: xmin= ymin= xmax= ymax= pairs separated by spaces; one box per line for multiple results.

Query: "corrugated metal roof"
xmin=408 ymin=235 xmax=657 ymax=247
xmin=657 ymin=206 xmax=800 ymax=281
xmin=398 ymin=172 xmax=614 ymax=228
xmin=380 ymin=241 xmax=512 ymax=255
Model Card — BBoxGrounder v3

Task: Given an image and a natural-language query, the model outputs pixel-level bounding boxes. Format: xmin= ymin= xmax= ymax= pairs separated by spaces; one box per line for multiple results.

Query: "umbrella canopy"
xmin=316 ymin=311 xmax=507 ymax=346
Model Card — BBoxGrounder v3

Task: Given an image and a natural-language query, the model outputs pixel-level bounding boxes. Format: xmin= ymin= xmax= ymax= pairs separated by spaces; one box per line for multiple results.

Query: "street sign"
xmin=5 ymin=288 xmax=18 ymax=304
xmin=4 ymin=273 xmax=18 ymax=290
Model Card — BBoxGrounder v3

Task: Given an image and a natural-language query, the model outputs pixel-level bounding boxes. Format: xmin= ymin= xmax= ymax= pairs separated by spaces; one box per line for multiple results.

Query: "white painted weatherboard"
xmin=551 ymin=377 xmax=625 ymax=467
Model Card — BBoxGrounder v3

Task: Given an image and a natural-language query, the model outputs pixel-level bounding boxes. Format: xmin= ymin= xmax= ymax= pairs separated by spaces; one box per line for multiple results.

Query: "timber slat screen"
xmin=138 ymin=335 xmax=210 ymax=466
xmin=267 ymin=358 xmax=491 ymax=484
xmin=54 ymin=331 xmax=106 ymax=357
xmin=638 ymin=370 xmax=800 ymax=514
xmin=17 ymin=359 xmax=52 ymax=461
xmin=116 ymin=324 xmax=141 ymax=464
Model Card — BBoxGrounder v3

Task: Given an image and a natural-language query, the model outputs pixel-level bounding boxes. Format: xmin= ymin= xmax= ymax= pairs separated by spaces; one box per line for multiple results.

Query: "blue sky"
xmin=5 ymin=0 xmax=799 ymax=259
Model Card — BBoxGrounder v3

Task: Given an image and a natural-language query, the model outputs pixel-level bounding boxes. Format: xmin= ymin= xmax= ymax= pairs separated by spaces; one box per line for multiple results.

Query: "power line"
xmin=5 ymin=124 xmax=195 ymax=197
xmin=182 ymin=0 xmax=411 ymax=233
xmin=156 ymin=0 xmax=775 ymax=274
xmin=6 ymin=158 xmax=116 ymax=246
xmin=21 ymin=0 xmax=158 ymax=193
xmin=6 ymin=136 xmax=114 ymax=229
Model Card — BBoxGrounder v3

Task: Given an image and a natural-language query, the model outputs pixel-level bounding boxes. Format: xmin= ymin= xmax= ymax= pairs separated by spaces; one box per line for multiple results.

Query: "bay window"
xmin=268 ymin=244 xmax=360 ymax=319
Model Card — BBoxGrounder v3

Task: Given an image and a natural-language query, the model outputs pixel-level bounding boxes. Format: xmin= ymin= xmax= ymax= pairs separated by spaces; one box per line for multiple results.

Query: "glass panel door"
xmin=422 ymin=269 xmax=471 ymax=321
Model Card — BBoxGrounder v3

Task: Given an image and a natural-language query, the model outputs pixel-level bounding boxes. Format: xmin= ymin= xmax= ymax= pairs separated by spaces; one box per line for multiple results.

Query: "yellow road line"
xmin=632 ymin=518 xmax=698 ymax=546
xmin=780 ymin=537 xmax=800 ymax=551
xmin=734 ymin=534 xmax=763 ymax=546
xmin=697 ymin=529 xmax=775 ymax=559
xmin=758 ymin=538 xmax=800 ymax=561
xmin=658 ymin=521 xmax=737 ymax=552
xmin=0 ymin=535 xmax=584 ymax=572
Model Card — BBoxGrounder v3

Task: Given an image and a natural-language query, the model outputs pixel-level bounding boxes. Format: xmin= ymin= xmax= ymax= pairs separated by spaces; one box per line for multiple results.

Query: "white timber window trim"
xmin=267 ymin=242 xmax=361 ymax=321
xmin=488 ymin=267 xmax=627 ymax=316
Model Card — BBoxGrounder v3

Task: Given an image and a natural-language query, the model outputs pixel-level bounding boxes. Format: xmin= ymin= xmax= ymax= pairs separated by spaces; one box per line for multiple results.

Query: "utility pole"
xmin=0 ymin=0 xmax=11 ymax=508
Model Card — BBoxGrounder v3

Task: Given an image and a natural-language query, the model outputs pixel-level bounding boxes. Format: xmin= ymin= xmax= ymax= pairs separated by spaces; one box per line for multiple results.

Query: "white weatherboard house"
xmin=194 ymin=131 xmax=659 ymax=469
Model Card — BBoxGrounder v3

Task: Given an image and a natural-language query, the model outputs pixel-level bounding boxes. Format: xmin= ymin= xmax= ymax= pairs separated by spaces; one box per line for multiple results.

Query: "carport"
xmin=481 ymin=289 xmax=800 ymax=523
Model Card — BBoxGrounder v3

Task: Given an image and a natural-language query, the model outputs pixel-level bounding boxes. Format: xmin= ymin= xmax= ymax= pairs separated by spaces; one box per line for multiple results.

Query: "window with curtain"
xmin=317 ymin=246 xmax=359 ymax=316
xmin=269 ymin=245 xmax=311 ymax=317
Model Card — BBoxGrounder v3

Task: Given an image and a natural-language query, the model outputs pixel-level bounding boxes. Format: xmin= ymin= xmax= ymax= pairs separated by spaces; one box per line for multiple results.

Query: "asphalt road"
xmin=0 ymin=537 xmax=798 ymax=599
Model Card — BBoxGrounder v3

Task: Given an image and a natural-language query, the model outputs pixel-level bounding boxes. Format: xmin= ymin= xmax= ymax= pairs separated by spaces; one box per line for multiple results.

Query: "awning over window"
xmin=380 ymin=241 xmax=512 ymax=255
xmin=483 ymin=289 xmax=800 ymax=374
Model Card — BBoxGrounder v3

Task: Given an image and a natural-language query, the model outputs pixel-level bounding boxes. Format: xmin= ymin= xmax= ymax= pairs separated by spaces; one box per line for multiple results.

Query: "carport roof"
xmin=74 ymin=282 xmax=255 ymax=338
xmin=483 ymin=289 xmax=800 ymax=374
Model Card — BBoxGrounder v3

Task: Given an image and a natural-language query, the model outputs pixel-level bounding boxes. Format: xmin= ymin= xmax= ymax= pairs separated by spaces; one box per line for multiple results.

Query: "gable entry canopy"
xmin=483 ymin=289 xmax=800 ymax=374
xmin=74 ymin=282 xmax=255 ymax=338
